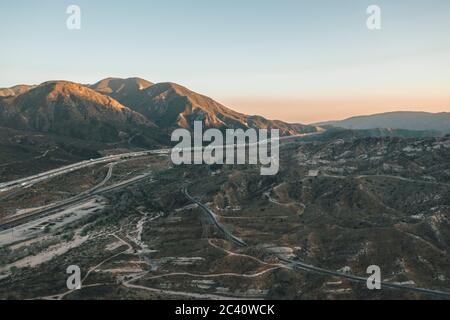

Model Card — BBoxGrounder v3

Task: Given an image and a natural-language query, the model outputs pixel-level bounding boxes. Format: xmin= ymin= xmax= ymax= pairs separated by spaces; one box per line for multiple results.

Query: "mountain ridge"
xmin=0 ymin=84 xmax=36 ymax=97
xmin=94 ymin=79 xmax=319 ymax=135
xmin=0 ymin=80 xmax=166 ymax=146
xmin=0 ymin=77 xmax=319 ymax=146
xmin=87 ymin=77 xmax=319 ymax=135
xmin=315 ymin=111 xmax=450 ymax=134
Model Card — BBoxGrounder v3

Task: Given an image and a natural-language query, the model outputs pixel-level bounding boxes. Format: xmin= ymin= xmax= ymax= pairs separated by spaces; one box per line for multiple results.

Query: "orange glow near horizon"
xmin=221 ymin=97 xmax=450 ymax=124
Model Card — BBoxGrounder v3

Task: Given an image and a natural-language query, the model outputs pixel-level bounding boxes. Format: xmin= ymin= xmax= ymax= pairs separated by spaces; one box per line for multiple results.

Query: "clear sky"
xmin=1 ymin=0 xmax=449 ymax=123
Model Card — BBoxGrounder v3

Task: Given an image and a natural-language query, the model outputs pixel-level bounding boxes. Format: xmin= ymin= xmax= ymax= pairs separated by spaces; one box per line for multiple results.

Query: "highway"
xmin=0 ymin=163 xmax=116 ymax=229
xmin=183 ymin=186 xmax=450 ymax=299
xmin=0 ymin=131 xmax=322 ymax=194
xmin=279 ymin=258 xmax=450 ymax=299
xmin=0 ymin=132 xmax=320 ymax=233
xmin=2 ymin=130 xmax=448 ymax=299
xmin=182 ymin=186 xmax=247 ymax=247
xmin=0 ymin=149 xmax=169 ymax=193
xmin=0 ymin=167 xmax=153 ymax=231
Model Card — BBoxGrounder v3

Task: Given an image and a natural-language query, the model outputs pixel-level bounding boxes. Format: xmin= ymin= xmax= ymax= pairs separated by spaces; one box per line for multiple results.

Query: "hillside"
xmin=0 ymin=81 xmax=165 ymax=146
xmin=103 ymin=80 xmax=319 ymax=135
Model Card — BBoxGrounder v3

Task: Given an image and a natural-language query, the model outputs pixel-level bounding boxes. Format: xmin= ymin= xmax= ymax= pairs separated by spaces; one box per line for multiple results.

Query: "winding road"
xmin=182 ymin=187 xmax=247 ymax=247
xmin=182 ymin=186 xmax=450 ymax=299
xmin=3 ymin=130 xmax=449 ymax=299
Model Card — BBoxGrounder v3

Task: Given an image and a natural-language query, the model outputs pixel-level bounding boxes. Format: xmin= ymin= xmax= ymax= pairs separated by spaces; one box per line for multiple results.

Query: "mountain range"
xmin=315 ymin=111 xmax=450 ymax=134
xmin=1 ymin=78 xmax=448 ymax=149
xmin=0 ymin=77 xmax=319 ymax=148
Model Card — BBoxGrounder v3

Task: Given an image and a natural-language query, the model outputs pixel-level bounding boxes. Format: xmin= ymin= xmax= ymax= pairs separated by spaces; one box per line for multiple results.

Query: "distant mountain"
xmin=0 ymin=84 xmax=36 ymax=97
xmin=0 ymin=81 xmax=166 ymax=146
xmin=102 ymin=80 xmax=318 ymax=135
xmin=315 ymin=111 xmax=450 ymax=134
xmin=301 ymin=127 xmax=444 ymax=144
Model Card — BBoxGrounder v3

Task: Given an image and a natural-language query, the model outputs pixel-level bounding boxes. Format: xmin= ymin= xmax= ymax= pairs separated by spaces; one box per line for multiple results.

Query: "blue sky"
xmin=1 ymin=0 xmax=449 ymax=122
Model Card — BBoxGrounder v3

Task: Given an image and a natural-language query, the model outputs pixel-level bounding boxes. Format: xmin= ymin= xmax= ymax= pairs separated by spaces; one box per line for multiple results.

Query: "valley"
xmin=0 ymin=132 xmax=449 ymax=300
xmin=0 ymin=77 xmax=449 ymax=300
xmin=1 ymin=0 xmax=449 ymax=307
